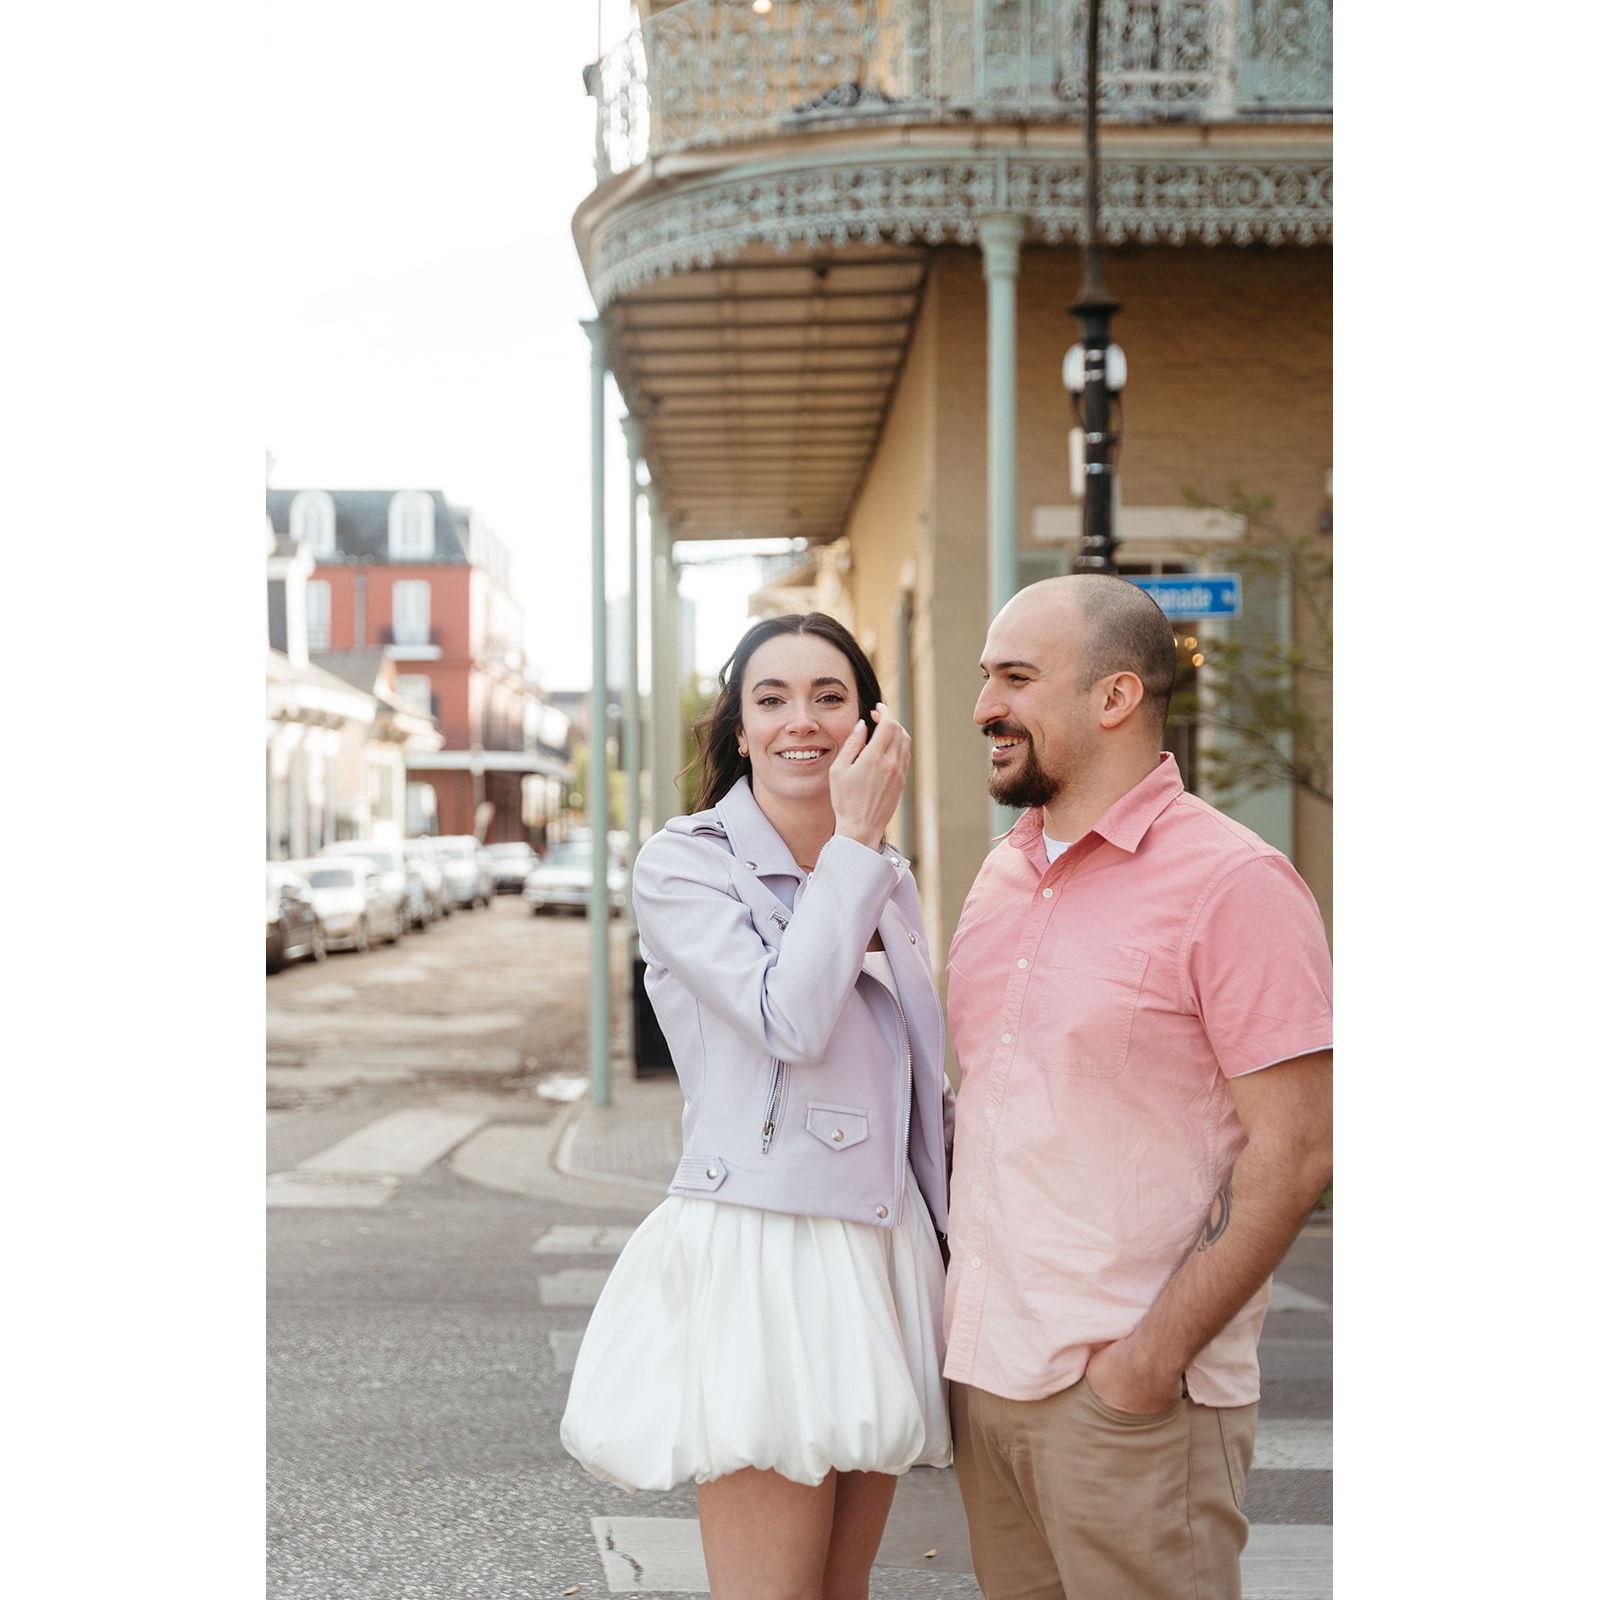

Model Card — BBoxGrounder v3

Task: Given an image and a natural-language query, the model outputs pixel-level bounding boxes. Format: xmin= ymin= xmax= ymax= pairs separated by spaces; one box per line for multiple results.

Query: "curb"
xmin=551 ymin=1101 xmax=674 ymax=1199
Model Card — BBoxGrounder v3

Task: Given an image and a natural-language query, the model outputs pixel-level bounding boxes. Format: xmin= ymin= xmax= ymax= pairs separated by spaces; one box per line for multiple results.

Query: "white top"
xmin=1042 ymin=833 xmax=1076 ymax=863
xmin=862 ymin=948 xmax=899 ymax=999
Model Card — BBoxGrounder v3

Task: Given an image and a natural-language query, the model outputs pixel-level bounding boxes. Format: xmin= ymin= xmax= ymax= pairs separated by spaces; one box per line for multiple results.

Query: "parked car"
xmin=430 ymin=835 xmax=494 ymax=909
xmin=323 ymin=839 xmax=431 ymax=931
xmin=291 ymin=857 xmax=402 ymax=951
xmin=267 ymin=865 xmax=326 ymax=973
xmin=523 ymin=841 xmax=626 ymax=917
xmin=486 ymin=840 xmax=535 ymax=894
xmin=406 ymin=841 xmax=451 ymax=921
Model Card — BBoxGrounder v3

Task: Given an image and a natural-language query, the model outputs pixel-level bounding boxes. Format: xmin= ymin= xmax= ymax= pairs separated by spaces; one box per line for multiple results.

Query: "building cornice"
xmin=582 ymin=145 xmax=1330 ymax=308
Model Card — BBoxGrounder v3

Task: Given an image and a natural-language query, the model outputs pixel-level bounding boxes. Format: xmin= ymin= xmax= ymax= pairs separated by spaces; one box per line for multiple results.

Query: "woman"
xmin=560 ymin=612 xmax=953 ymax=1600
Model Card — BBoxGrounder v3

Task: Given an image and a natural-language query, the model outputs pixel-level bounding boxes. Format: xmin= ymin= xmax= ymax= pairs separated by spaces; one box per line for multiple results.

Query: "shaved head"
xmin=1010 ymin=574 xmax=1177 ymax=732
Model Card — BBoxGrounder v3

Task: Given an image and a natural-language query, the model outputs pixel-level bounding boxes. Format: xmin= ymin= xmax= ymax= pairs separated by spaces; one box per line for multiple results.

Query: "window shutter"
xmin=306 ymin=581 xmax=331 ymax=650
xmin=393 ymin=580 xmax=430 ymax=645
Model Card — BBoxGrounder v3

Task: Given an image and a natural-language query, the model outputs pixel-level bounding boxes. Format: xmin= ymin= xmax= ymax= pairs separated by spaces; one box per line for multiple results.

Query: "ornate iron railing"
xmin=590 ymin=0 xmax=1331 ymax=180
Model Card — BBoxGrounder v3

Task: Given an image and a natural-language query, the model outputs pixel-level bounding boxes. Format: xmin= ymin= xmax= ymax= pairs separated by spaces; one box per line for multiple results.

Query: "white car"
xmin=406 ymin=842 xmax=451 ymax=921
xmin=524 ymin=841 xmax=626 ymax=917
xmin=486 ymin=840 xmax=537 ymax=894
xmin=322 ymin=840 xmax=428 ymax=931
xmin=429 ymin=836 xmax=494 ymax=909
xmin=290 ymin=857 xmax=404 ymax=952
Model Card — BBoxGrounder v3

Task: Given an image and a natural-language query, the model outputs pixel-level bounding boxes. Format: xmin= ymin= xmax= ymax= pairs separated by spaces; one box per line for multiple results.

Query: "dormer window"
xmin=388 ymin=491 xmax=436 ymax=560
xmin=289 ymin=490 xmax=336 ymax=559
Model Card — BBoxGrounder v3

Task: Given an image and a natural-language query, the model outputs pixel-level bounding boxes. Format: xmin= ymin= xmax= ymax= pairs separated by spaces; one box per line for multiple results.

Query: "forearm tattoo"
xmin=1195 ymin=1167 xmax=1235 ymax=1253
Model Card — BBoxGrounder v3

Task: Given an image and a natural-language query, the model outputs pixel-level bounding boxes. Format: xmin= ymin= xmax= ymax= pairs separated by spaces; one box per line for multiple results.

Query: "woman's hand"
xmin=829 ymin=704 xmax=910 ymax=850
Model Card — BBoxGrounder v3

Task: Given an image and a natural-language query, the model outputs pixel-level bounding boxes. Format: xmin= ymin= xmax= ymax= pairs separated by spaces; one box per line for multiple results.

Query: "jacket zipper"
xmin=760 ymin=1059 xmax=787 ymax=1153
xmin=761 ymin=882 xmax=802 ymax=1154
xmin=861 ymin=966 xmax=915 ymax=1226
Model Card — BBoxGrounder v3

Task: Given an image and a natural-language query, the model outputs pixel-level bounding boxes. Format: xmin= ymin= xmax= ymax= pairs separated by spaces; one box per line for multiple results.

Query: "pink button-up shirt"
xmin=942 ymin=754 xmax=1332 ymax=1407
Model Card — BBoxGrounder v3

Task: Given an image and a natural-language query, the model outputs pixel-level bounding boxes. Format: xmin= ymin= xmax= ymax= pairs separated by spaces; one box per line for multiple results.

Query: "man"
xmin=944 ymin=575 xmax=1332 ymax=1600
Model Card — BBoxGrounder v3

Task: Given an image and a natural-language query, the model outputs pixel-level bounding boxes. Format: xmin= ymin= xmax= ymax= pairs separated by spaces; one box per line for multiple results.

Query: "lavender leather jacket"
xmin=633 ymin=777 xmax=951 ymax=1233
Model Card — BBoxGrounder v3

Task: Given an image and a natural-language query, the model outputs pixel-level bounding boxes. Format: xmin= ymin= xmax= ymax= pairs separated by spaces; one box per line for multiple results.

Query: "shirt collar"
xmin=1006 ymin=751 xmax=1185 ymax=858
xmin=714 ymin=775 xmax=908 ymax=881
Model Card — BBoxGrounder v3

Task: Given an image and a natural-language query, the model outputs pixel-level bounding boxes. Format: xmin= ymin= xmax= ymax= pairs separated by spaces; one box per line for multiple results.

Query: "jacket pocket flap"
xmin=672 ymin=1156 xmax=729 ymax=1192
xmin=804 ymin=1103 xmax=869 ymax=1151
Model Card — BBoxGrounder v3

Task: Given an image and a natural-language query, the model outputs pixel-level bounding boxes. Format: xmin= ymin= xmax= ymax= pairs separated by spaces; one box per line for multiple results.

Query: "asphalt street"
xmin=267 ymin=895 xmax=1331 ymax=1599
xmin=269 ymin=899 xmax=658 ymax=1598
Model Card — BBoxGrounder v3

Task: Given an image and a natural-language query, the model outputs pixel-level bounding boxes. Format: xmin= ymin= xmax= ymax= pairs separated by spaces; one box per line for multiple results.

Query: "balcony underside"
xmin=607 ymin=248 xmax=926 ymax=543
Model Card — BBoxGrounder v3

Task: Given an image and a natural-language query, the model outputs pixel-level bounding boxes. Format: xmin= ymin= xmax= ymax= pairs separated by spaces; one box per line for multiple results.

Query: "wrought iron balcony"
xmin=590 ymin=0 xmax=1332 ymax=180
xmin=378 ymin=625 xmax=442 ymax=653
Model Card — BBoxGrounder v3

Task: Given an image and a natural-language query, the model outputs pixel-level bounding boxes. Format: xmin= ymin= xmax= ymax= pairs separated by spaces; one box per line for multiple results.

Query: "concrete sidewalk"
xmin=556 ymin=1059 xmax=685 ymax=1192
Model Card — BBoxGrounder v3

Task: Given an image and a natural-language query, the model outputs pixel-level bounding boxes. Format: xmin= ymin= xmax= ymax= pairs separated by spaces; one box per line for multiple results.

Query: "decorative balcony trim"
xmin=592 ymin=0 xmax=1334 ymax=181
xmin=588 ymin=150 xmax=1330 ymax=306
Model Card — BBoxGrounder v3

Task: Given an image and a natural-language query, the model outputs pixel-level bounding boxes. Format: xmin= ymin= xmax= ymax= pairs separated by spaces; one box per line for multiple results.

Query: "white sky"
xmin=262 ymin=1 xmax=763 ymax=692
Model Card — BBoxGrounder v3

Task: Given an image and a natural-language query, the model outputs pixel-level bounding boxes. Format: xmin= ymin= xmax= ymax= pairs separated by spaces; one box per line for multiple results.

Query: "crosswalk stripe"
xmin=1255 ymin=1419 xmax=1332 ymax=1471
xmin=538 ymin=1268 xmax=611 ymax=1307
xmin=585 ymin=1516 xmax=1332 ymax=1596
xmin=533 ymin=1225 xmax=636 ymax=1256
xmin=266 ymin=1171 xmax=398 ymax=1209
xmin=298 ymin=1109 xmax=488 ymax=1176
xmin=549 ymin=1329 xmax=586 ymax=1374
xmin=592 ymin=1516 xmax=707 ymax=1593
xmin=1241 ymin=1523 xmax=1332 ymax=1598
xmin=1268 ymin=1279 xmax=1330 ymax=1313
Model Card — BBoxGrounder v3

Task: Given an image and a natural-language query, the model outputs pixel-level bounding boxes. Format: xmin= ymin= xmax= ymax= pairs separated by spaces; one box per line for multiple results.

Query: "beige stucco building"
xmin=575 ymin=0 xmax=1333 ymax=964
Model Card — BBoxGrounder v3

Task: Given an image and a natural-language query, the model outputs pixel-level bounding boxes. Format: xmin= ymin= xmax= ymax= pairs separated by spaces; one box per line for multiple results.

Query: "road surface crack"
xmin=603 ymin=1523 xmax=645 ymax=1585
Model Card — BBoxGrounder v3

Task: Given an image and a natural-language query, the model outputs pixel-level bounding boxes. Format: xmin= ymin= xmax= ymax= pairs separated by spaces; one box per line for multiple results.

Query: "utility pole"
xmin=1070 ymin=0 xmax=1122 ymax=575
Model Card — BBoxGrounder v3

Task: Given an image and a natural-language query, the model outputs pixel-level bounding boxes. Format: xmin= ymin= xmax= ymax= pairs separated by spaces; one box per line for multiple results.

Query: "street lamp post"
xmin=1069 ymin=0 xmax=1123 ymax=576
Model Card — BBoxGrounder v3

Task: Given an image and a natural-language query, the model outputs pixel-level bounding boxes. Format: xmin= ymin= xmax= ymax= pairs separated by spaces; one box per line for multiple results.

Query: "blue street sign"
xmin=1126 ymin=574 xmax=1243 ymax=620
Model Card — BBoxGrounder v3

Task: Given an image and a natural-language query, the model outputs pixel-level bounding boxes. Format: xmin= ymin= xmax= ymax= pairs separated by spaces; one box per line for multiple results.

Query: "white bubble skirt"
xmin=559 ymin=1164 xmax=951 ymax=1491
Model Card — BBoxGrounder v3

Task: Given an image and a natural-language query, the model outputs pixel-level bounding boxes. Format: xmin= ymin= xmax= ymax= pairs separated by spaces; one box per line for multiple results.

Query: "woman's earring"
xmin=737 ymin=742 xmax=748 ymax=758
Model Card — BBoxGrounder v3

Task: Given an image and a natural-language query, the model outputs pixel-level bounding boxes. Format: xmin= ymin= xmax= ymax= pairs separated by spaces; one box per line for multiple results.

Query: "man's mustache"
xmin=981 ymin=721 xmax=1028 ymax=741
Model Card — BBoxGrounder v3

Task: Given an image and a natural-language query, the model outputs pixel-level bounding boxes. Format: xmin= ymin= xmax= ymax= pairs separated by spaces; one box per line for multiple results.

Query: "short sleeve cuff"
xmin=1215 ymin=1019 xmax=1333 ymax=1079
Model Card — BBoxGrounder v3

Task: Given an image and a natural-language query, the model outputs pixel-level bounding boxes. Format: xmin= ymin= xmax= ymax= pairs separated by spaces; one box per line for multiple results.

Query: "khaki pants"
xmin=952 ymin=1378 xmax=1257 ymax=1600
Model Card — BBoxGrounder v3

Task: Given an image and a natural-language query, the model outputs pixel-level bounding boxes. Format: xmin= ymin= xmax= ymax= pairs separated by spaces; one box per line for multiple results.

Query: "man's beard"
xmin=986 ymin=733 xmax=1061 ymax=809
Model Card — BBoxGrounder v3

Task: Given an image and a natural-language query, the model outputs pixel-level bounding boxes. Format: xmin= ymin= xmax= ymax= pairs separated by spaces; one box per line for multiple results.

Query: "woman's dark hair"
xmin=684 ymin=612 xmax=883 ymax=814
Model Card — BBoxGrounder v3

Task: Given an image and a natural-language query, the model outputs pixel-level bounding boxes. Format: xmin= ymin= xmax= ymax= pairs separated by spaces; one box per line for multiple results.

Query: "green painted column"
xmin=977 ymin=211 xmax=1027 ymax=839
xmin=647 ymin=484 xmax=679 ymax=833
xmin=619 ymin=415 xmax=645 ymax=914
xmin=582 ymin=319 xmax=611 ymax=1108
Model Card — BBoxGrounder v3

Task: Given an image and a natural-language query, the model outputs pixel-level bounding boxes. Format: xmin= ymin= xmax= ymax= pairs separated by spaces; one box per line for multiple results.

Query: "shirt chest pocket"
xmin=1027 ymin=942 xmax=1150 ymax=1078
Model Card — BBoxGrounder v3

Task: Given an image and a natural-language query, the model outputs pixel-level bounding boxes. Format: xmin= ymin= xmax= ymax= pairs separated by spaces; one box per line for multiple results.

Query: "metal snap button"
xmin=908 ymin=932 xmax=918 ymax=944
xmin=1042 ymin=887 xmax=1054 ymax=899
xmin=705 ymin=1167 xmax=718 ymax=1179
xmin=1017 ymin=957 xmax=1029 ymax=969
xmin=831 ymin=1128 xmax=844 ymax=1142
xmin=744 ymin=860 xmax=757 ymax=870
xmin=875 ymin=1204 xmax=889 ymax=1219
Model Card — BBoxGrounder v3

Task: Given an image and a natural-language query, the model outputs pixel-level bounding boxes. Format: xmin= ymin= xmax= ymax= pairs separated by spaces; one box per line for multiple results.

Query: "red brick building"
xmin=264 ymin=488 xmax=561 ymax=841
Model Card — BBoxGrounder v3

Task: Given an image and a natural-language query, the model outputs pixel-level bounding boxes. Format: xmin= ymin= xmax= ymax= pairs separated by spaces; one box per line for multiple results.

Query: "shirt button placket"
xmin=960 ymin=877 xmax=1054 ymax=1381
